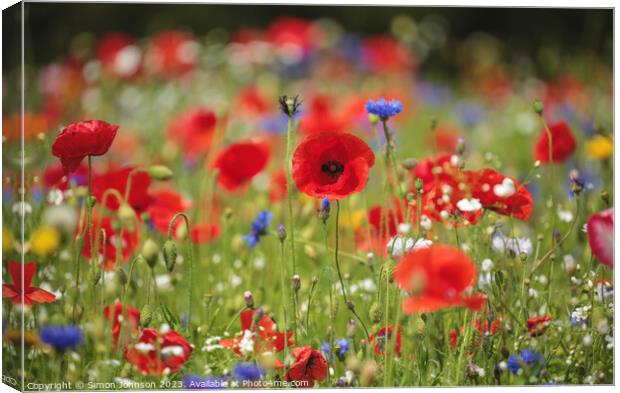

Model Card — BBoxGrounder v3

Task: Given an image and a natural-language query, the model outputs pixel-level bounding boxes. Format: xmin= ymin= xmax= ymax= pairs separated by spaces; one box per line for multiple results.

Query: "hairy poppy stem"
xmin=334 ymin=201 xmax=370 ymax=339
xmin=167 ymin=212 xmax=195 ymax=332
xmin=278 ymin=237 xmax=290 ymax=356
xmin=284 ymin=115 xmax=298 ymax=276
xmin=539 ymin=114 xmax=557 ymax=248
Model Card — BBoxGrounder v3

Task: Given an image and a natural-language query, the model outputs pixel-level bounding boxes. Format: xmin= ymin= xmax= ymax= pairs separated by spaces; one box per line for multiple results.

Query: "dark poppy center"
xmin=321 ymin=160 xmax=344 ymax=179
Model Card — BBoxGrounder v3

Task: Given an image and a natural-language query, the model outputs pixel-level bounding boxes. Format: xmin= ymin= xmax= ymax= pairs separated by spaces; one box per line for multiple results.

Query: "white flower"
xmin=161 ymin=345 xmax=185 ymax=357
xmin=481 ymin=258 xmax=494 ymax=272
xmin=134 ymin=342 xmax=155 ymax=353
xmin=456 ymin=198 xmax=482 ymax=212
xmin=557 ymin=208 xmax=574 ymax=223
xmin=491 ymin=231 xmax=532 ymax=256
xmin=493 ymin=178 xmax=516 ymax=198
xmin=238 ymin=330 xmax=254 ymax=355
xmin=114 ymin=45 xmax=142 ymax=77
xmin=387 ymin=237 xmax=432 ymax=257
xmin=397 ymin=223 xmax=411 ymax=235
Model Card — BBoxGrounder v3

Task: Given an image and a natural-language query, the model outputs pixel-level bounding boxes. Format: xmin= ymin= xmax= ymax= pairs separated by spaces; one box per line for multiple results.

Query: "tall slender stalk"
xmin=284 ymin=115 xmax=298 ymax=276
xmin=167 ymin=213 xmax=195 ymax=331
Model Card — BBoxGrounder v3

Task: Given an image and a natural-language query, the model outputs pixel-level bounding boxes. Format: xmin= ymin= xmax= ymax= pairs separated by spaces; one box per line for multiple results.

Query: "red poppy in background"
xmin=125 ymin=328 xmax=193 ymax=376
xmin=82 ymin=215 xmax=140 ymax=270
xmin=412 ymin=154 xmax=455 ymax=193
xmin=167 ymin=107 xmax=218 ymax=158
xmin=220 ymin=309 xmax=294 ymax=361
xmin=51 ymin=120 xmax=118 ymax=174
xmin=361 ymin=35 xmax=415 ymax=73
xmin=95 ymin=32 xmax=142 ymax=78
xmin=236 ymin=86 xmax=270 ymax=118
xmin=527 ymin=316 xmax=552 ymax=337
xmin=43 ymin=162 xmax=89 ymax=191
xmin=190 ymin=223 xmax=221 ymax=244
xmin=269 ymin=169 xmax=288 ymax=202
xmin=146 ymin=188 xmax=192 ymax=235
xmin=299 ymin=95 xmax=350 ymax=135
xmin=369 ymin=324 xmax=402 ymax=356
xmin=292 ymin=132 xmax=375 ymax=200
xmin=587 ymin=208 xmax=613 ymax=268
xmin=2 ymin=261 xmax=57 ymax=305
xmin=284 ymin=346 xmax=328 ymax=387
xmin=144 ymin=30 xmax=199 ymax=77
xmin=212 ymin=140 xmax=270 ymax=192
xmin=266 ymin=17 xmax=318 ymax=54
xmin=430 ymin=126 xmax=462 ymax=154
xmin=468 ymin=168 xmax=533 ymax=220
xmin=104 ymin=300 xmax=141 ymax=347
xmin=92 ymin=167 xmax=153 ymax=213
xmin=449 ymin=319 xmax=501 ymax=350
xmin=394 ymin=245 xmax=486 ymax=314
xmin=534 ymin=121 xmax=577 ymax=164
xmin=3 ymin=112 xmax=50 ymax=142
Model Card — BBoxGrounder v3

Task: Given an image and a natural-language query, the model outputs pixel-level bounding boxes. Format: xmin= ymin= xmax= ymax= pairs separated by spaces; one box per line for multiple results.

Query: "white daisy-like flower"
xmin=387 ymin=237 xmax=432 ymax=257
xmin=456 ymin=198 xmax=482 ymax=212
xmin=493 ymin=178 xmax=516 ymax=198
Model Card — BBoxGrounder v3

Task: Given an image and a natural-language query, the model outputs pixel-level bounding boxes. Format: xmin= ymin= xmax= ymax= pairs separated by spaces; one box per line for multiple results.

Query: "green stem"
xmin=278 ymin=239 xmax=290 ymax=356
xmin=167 ymin=213 xmax=195 ymax=332
xmin=284 ymin=115 xmax=298 ymax=276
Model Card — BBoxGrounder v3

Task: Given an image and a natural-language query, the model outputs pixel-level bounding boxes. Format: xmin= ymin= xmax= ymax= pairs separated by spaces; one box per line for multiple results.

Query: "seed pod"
xmin=401 ymin=158 xmax=418 ymax=170
xmin=118 ymin=204 xmax=136 ymax=227
xmin=533 ymin=99 xmax=544 ymax=115
xmin=369 ymin=302 xmax=383 ymax=324
xmin=147 ymin=165 xmax=173 ymax=181
xmin=140 ymin=304 xmax=154 ymax=327
xmin=141 ymin=238 xmax=160 ymax=268
xmin=292 ymin=275 xmax=301 ymax=292
xmin=87 ymin=196 xmax=97 ymax=208
xmin=163 ymin=240 xmax=178 ymax=272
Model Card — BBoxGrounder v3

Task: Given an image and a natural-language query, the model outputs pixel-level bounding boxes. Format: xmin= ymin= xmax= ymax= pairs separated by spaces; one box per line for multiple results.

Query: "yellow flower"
xmin=2 ymin=226 xmax=13 ymax=252
xmin=30 ymin=226 xmax=60 ymax=257
xmin=585 ymin=135 xmax=613 ymax=160
xmin=340 ymin=209 xmax=366 ymax=230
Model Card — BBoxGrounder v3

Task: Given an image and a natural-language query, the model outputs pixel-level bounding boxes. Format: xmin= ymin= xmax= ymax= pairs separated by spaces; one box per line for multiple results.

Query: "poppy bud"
xmin=277 ymin=224 xmax=287 ymax=242
xmin=311 ymin=275 xmax=319 ymax=285
xmin=346 ymin=300 xmax=355 ymax=311
xmin=244 ymin=291 xmax=254 ymax=308
xmin=224 ymin=208 xmax=233 ymax=221
xmin=456 ymin=137 xmax=466 ymax=155
xmin=163 ymin=240 xmax=177 ymax=272
xmin=401 ymin=158 xmax=418 ymax=170
xmin=87 ymin=196 xmax=97 ymax=208
xmin=415 ymin=317 xmax=426 ymax=335
xmin=141 ymin=238 xmax=160 ymax=268
xmin=500 ymin=346 xmax=510 ymax=359
xmin=140 ymin=304 xmax=153 ymax=327
xmin=533 ymin=99 xmax=544 ymax=115
xmin=116 ymin=268 xmax=128 ymax=286
xmin=254 ymin=307 xmax=264 ymax=322
xmin=369 ymin=302 xmax=382 ymax=324
xmin=292 ymin=275 xmax=301 ymax=292
xmin=147 ymin=165 xmax=174 ymax=181
xmin=414 ymin=178 xmax=424 ymax=192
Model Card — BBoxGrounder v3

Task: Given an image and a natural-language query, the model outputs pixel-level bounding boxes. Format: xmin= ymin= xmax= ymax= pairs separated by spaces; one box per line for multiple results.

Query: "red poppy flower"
xmin=284 ymin=346 xmax=328 ymax=387
xmin=104 ymin=300 xmax=140 ymax=347
xmin=394 ymin=245 xmax=486 ymax=314
xmin=527 ymin=316 xmax=552 ymax=337
xmin=534 ymin=121 xmax=577 ymax=164
xmin=292 ymin=132 xmax=375 ymax=200
xmin=212 ymin=140 xmax=270 ymax=192
xmin=269 ymin=169 xmax=288 ymax=202
xmin=125 ymin=328 xmax=193 ymax=376
xmin=368 ymin=205 xmax=400 ymax=240
xmin=167 ymin=107 xmax=217 ymax=158
xmin=266 ymin=17 xmax=318 ymax=54
xmin=236 ymin=86 xmax=269 ymax=118
xmin=144 ymin=30 xmax=198 ymax=77
xmin=146 ymin=188 xmax=192 ymax=235
xmin=190 ymin=223 xmax=221 ymax=244
xmin=43 ymin=162 xmax=89 ymax=191
xmin=449 ymin=319 xmax=501 ymax=350
xmin=411 ymin=154 xmax=456 ymax=193
xmin=586 ymin=208 xmax=613 ymax=268
xmin=369 ymin=324 xmax=402 ymax=356
xmin=2 ymin=261 xmax=56 ymax=305
xmin=430 ymin=126 xmax=462 ymax=153
xmin=299 ymin=95 xmax=349 ymax=135
xmin=467 ymin=168 xmax=533 ymax=220
xmin=361 ymin=35 xmax=415 ymax=73
xmin=95 ymin=32 xmax=142 ymax=78
xmin=51 ymin=120 xmax=119 ymax=174
xmin=82 ymin=215 xmax=140 ymax=271
xmin=92 ymin=167 xmax=153 ymax=213
xmin=220 ymin=309 xmax=294 ymax=362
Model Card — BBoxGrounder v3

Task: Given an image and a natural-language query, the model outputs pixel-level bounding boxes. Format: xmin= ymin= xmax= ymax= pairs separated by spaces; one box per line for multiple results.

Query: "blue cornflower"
xmin=233 ymin=362 xmax=265 ymax=381
xmin=243 ymin=210 xmax=272 ymax=248
xmin=520 ymin=349 xmax=544 ymax=366
xmin=182 ymin=375 xmax=227 ymax=389
xmin=320 ymin=197 xmax=331 ymax=213
xmin=321 ymin=341 xmax=333 ymax=363
xmin=39 ymin=325 xmax=83 ymax=352
xmin=334 ymin=338 xmax=350 ymax=361
xmin=365 ymin=98 xmax=403 ymax=120
xmin=506 ymin=355 xmax=521 ymax=374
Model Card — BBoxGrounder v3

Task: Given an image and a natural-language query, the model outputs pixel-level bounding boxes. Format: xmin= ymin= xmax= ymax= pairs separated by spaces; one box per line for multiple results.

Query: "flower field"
xmin=1 ymin=7 xmax=615 ymax=390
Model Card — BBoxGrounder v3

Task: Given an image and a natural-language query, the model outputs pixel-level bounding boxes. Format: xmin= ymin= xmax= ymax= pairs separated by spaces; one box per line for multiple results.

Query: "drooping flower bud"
xmin=369 ymin=302 xmax=382 ymax=324
xmin=147 ymin=165 xmax=174 ymax=181
xmin=118 ymin=203 xmax=136 ymax=228
xmin=401 ymin=158 xmax=418 ymax=170
xmin=162 ymin=240 xmax=177 ymax=272
xmin=141 ymin=238 xmax=160 ymax=268
xmin=533 ymin=99 xmax=544 ymax=115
